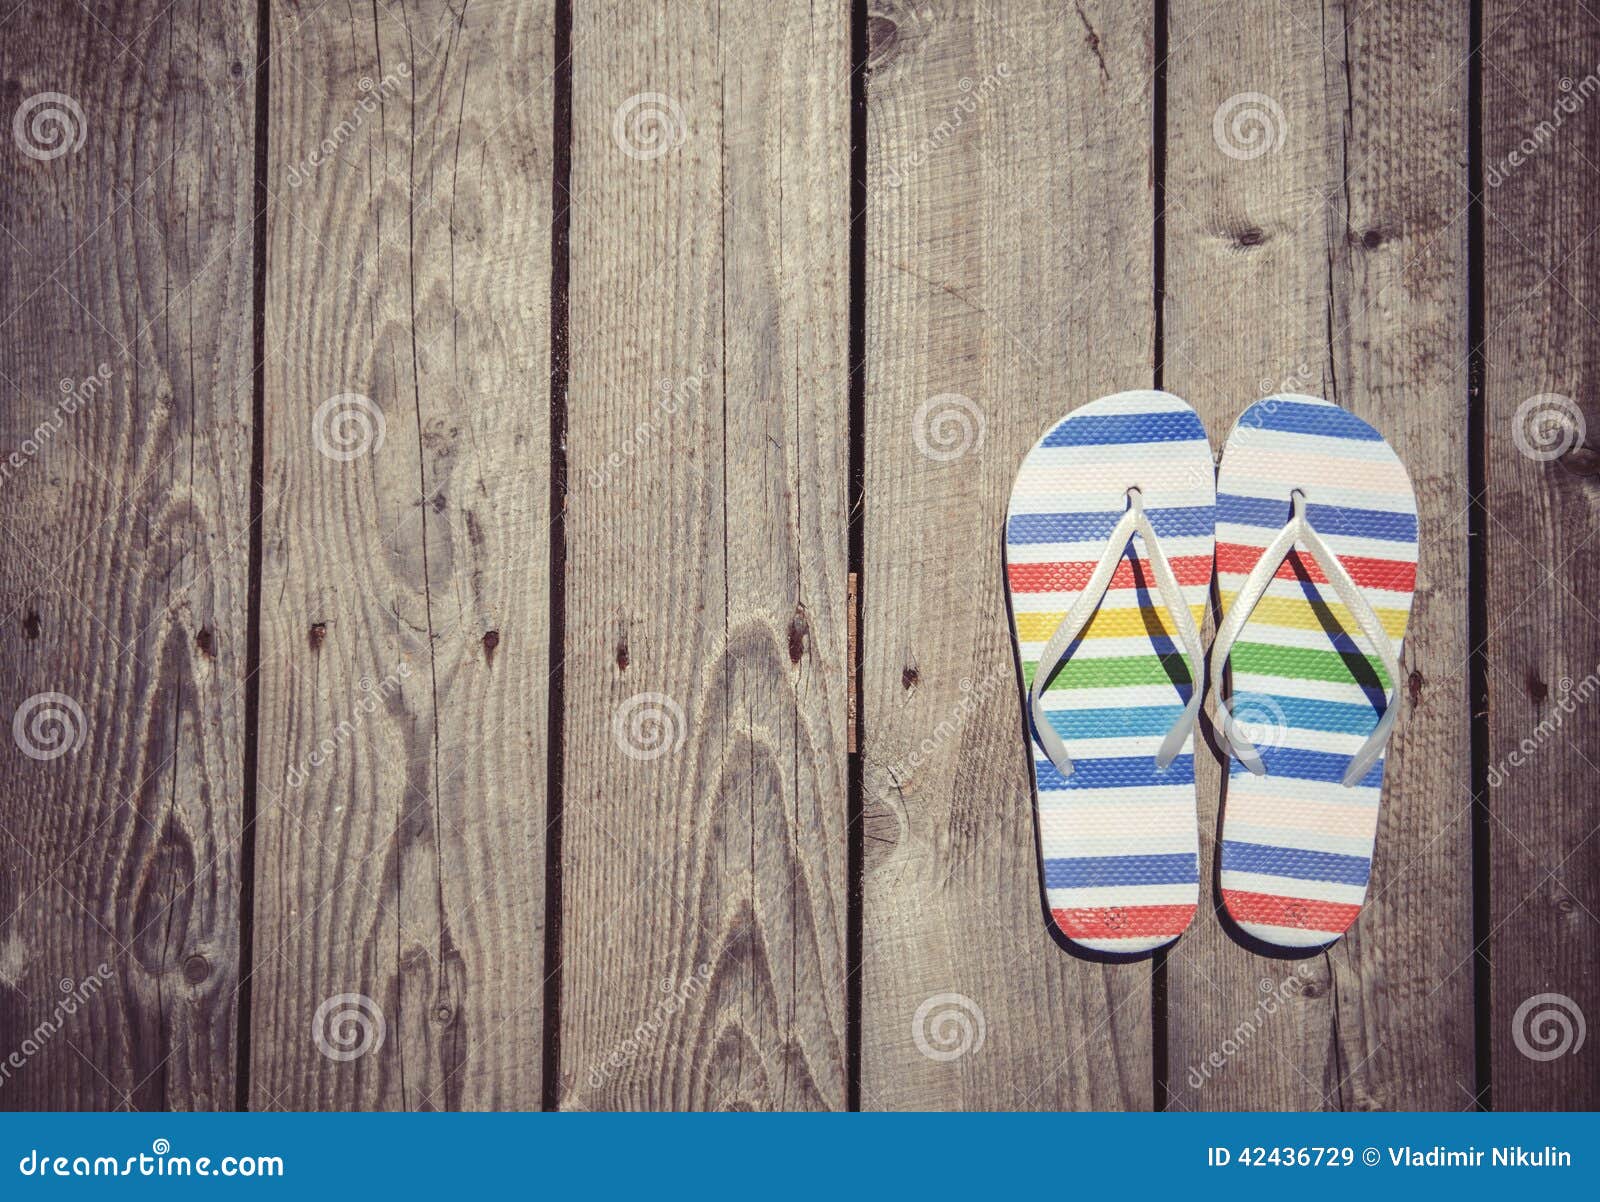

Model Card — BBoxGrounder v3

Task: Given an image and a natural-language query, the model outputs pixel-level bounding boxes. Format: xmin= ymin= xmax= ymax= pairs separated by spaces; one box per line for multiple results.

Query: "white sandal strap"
xmin=1210 ymin=491 xmax=1403 ymax=787
xmin=1029 ymin=488 xmax=1207 ymax=778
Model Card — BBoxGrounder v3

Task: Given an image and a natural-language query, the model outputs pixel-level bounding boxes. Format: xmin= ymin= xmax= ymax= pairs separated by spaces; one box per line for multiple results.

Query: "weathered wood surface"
xmin=250 ymin=0 xmax=552 ymax=1110
xmin=0 ymin=0 xmax=256 ymax=1110
xmin=860 ymin=0 xmax=1157 ymax=1111
xmin=1483 ymin=0 xmax=1600 ymax=1112
xmin=1162 ymin=0 xmax=1475 ymax=1111
xmin=556 ymin=0 xmax=851 ymax=1110
xmin=0 ymin=0 xmax=1594 ymax=1113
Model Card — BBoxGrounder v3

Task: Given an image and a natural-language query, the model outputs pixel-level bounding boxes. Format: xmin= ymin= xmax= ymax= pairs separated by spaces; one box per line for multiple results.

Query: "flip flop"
xmin=1211 ymin=394 xmax=1418 ymax=948
xmin=1005 ymin=390 xmax=1215 ymax=954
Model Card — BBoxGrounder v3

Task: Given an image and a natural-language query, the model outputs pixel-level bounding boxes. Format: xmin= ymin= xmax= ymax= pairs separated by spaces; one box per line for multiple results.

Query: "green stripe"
xmin=1231 ymin=641 xmax=1393 ymax=690
xmin=1024 ymin=653 xmax=1193 ymax=692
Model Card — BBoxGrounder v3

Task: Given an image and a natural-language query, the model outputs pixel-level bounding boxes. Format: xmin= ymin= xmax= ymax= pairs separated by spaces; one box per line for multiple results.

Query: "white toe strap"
xmin=1210 ymin=491 xmax=1403 ymax=787
xmin=1029 ymin=488 xmax=1207 ymax=779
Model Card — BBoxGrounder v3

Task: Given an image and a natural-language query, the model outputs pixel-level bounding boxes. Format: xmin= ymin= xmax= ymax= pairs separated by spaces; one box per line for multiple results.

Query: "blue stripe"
xmin=1230 ymin=745 xmax=1385 ymax=788
xmin=1222 ymin=840 xmax=1372 ymax=886
xmin=1216 ymin=493 xmax=1416 ymax=543
xmin=1037 ymin=753 xmax=1194 ymax=792
xmin=1041 ymin=411 xmax=1207 ymax=447
xmin=1043 ymin=852 xmax=1199 ymax=889
xmin=1238 ymin=400 xmax=1383 ymax=442
xmin=1247 ymin=695 xmax=1381 ymax=736
xmin=1045 ymin=705 xmax=1186 ymax=741
xmin=1009 ymin=504 xmax=1215 ymax=545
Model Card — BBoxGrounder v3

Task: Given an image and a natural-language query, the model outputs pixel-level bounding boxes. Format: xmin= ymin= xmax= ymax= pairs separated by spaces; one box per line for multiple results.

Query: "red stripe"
xmin=1221 ymin=889 xmax=1361 ymax=935
xmin=1009 ymin=554 xmax=1213 ymax=594
xmin=1215 ymin=543 xmax=1416 ymax=593
xmin=1052 ymin=903 xmax=1195 ymax=941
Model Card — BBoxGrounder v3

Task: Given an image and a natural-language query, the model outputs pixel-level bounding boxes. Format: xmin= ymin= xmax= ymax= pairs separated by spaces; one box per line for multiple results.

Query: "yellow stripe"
xmin=1219 ymin=592 xmax=1408 ymax=637
xmin=1016 ymin=602 xmax=1207 ymax=643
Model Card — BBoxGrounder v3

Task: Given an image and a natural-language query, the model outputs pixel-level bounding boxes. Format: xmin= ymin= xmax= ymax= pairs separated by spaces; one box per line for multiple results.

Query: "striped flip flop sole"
xmin=1006 ymin=390 xmax=1215 ymax=954
xmin=1214 ymin=394 xmax=1418 ymax=948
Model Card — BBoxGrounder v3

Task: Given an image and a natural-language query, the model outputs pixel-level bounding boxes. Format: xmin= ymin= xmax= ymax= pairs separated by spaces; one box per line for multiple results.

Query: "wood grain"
xmin=1483 ymin=0 xmax=1600 ymax=1111
xmin=1163 ymin=0 xmax=1474 ymax=1110
xmin=556 ymin=0 xmax=851 ymax=1111
xmin=0 ymin=0 xmax=255 ymax=1111
xmin=860 ymin=0 xmax=1157 ymax=1111
xmin=250 ymin=0 xmax=552 ymax=1110
xmin=0 ymin=0 xmax=1594 ymax=1116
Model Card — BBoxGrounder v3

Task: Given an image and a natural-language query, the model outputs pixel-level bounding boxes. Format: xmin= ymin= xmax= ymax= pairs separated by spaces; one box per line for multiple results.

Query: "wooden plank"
xmin=557 ymin=0 xmax=850 ymax=1110
xmin=0 ymin=0 xmax=254 ymax=1111
xmin=1163 ymin=0 xmax=1473 ymax=1109
xmin=861 ymin=0 xmax=1157 ymax=1110
xmin=1484 ymin=0 xmax=1600 ymax=1111
xmin=251 ymin=1 xmax=552 ymax=1110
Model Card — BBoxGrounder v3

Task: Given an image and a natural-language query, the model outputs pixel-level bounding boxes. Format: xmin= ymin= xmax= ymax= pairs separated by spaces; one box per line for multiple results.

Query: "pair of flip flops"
xmin=1005 ymin=390 xmax=1416 ymax=954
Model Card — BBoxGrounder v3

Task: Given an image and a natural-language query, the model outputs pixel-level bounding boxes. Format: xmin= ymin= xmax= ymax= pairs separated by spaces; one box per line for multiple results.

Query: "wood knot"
xmin=787 ymin=605 xmax=808 ymax=664
xmin=1407 ymin=668 xmax=1423 ymax=707
xmin=866 ymin=16 xmax=899 ymax=69
xmin=1232 ymin=225 xmax=1268 ymax=250
xmin=1359 ymin=228 xmax=1385 ymax=250
xmin=1074 ymin=1 xmax=1110 ymax=83
xmin=902 ymin=665 xmax=919 ymax=691
xmin=308 ymin=621 xmax=327 ymax=652
xmin=615 ymin=635 xmax=629 ymax=671
xmin=1527 ymin=670 xmax=1548 ymax=704
xmin=195 ymin=627 xmax=215 ymax=658
xmin=482 ymin=629 xmax=500 ymax=666
xmin=183 ymin=954 xmax=210 ymax=984
xmin=22 ymin=609 xmax=40 ymax=639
